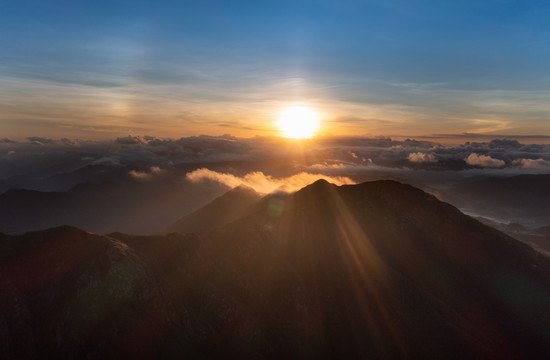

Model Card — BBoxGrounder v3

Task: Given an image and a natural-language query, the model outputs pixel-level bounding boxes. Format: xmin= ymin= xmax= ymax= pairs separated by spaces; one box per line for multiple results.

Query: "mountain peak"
xmin=232 ymin=184 xmax=257 ymax=191
xmin=298 ymin=178 xmax=335 ymax=193
xmin=228 ymin=184 xmax=259 ymax=196
xmin=311 ymin=178 xmax=330 ymax=186
xmin=165 ymin=184 xmax=262 ymax=235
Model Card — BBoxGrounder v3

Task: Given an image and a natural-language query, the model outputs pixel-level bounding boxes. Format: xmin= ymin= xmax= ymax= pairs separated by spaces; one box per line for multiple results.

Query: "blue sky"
xmin=1 ymin=0 xmax=549 ymax=139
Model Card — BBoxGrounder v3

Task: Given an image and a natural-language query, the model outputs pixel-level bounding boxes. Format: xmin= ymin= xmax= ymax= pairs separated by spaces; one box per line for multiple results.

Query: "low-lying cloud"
xmin=186 ymin=168 xmax=355 ymax=193
xmin=129 ymin=166 xmax=166 ymax=180
xmin=513 ymin=158 xmax=550 ymax=170
xmin=465 ymin=153 xmax=505 ymax=168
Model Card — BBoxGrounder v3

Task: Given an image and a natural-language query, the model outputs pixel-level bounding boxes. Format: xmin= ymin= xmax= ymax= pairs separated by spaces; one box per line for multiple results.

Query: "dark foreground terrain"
xmin=2 ymin=180 xmax=550 ymax=359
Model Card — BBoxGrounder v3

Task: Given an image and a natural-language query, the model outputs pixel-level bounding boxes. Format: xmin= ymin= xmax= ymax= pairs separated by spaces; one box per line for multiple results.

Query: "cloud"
xmin=185 ymin=168 xmax=355 ymax=194
xmin=27 ymin=137 xmax=56 ymax=145
xmin=512 ymin=158 xmax=550 ymax=170
xmin=60 ymin=138 xmax=78 ymax=146
xmin=128 ymin=170 xmax=149 ymax=179
xmin=407 ymin=152 xmax=437 ymax=163
xmin=3 ymin=135 xmax=550 ymax=194
xmin=23 ymin=137 xmax=90 ymax=146
xmin=116 ymin=136 xmax=148 ymax=145
xmin=465 ymin=153 xmax=505 ymax=168
xmin=310 ymin=163 xmax=348 ymax=170
xmin=128 ymin=166 xmax=166 ymax=180
xmin=0 ymin=138 xmax=16 ymax=144
xmin=488 ymin=139 xmax=522 ymax=149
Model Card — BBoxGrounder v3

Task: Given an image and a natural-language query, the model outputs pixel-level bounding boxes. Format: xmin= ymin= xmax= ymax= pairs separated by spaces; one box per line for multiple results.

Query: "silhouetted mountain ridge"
xmin=207 ymin=179 xmax=550 ymax=357
xmin=0 ymin=179 xmax=228 ymax=235
xmin=2 ymin=180 xmax=550 ymax=359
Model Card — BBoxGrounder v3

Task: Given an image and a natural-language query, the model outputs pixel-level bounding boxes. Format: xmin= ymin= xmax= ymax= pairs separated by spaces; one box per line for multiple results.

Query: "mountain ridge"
xmin=165 ymin=185 xmax=262 ymax=236
xmin=2 ymin=180 xmax=550 ymax=358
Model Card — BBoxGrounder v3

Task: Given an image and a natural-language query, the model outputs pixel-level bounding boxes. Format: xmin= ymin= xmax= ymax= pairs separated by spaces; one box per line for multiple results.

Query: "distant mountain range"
xmin=445 ymin=174 xmax=550 ymax=227
xmin=2 ymin=180 xmax=550 ymax=359
xmin=0 ymin=175 xmax=228 ymax=235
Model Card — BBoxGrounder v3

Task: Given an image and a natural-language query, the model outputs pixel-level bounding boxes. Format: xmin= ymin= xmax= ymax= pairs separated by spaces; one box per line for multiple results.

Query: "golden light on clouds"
xmin=186 ymin=168 xmax=354 ymax=194
xmin=276 ymin=106 xmax=321 ymax=139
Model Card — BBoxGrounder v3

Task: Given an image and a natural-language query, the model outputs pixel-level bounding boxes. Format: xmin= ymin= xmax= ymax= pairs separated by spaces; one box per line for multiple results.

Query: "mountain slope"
xmin=202 ymin=179 xmax=550 ymax=358
xmin=165 ymin=185 xmax=262 ymax=235
xmin=0 ymin=226 xmax=193 ymax=358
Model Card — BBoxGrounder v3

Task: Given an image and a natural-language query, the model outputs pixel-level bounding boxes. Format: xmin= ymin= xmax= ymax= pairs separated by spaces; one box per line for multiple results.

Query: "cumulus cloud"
xmin=465 ymin=153 xmax=505 ymax=168
xmin=186 ymin=168 xmax=355 ymax=194
xmin=407 ymin=152 xmax=437 ymax=163
xmin=512 ymin=158 xmax=550 ymax=170
xmin=0 ymin=138 xmax=16 ymax=144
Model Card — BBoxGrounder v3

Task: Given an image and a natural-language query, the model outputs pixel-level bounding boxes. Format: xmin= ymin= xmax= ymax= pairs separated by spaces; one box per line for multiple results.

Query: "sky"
xmin=1 ymin=0 xmax=550 ymax=140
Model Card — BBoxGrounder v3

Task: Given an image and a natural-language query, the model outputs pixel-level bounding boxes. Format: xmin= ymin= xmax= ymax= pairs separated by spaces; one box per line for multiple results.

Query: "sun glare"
xmin=276 ymin=106 xmax=321 ymax=139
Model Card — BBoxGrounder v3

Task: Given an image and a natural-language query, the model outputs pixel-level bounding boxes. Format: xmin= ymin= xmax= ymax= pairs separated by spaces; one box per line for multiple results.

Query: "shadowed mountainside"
xmin=2 ymin=180 xmax=550 ymax=359
xmin=0 ymin=179 xmax=228 ymax=235
xmin=165 ymin=185 xmax=262 ymax=236
xmin=0 ymin=226 xmax=193 ymax=358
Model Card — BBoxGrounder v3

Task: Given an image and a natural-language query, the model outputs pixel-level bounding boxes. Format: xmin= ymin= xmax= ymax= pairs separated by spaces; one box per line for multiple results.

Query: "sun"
xmin=276 ymin=106 xmax=321 ymax=139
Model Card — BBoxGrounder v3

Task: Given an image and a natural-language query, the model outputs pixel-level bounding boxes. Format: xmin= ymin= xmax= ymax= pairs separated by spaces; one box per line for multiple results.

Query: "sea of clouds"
xmin=1 ymin=135 xmax=550 ymax=193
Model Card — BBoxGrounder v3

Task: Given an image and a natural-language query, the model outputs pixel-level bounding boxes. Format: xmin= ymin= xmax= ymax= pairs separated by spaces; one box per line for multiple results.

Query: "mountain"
xmin=535 ymin=225 xmax=550 ymax=237
xmin=0 ymin=226 xmax=188 ymax=358
xmin=2 ymin=180 xmax=550 ymax=359
xmin=165 ymin=185 xmax=262 ymax=235
xmin=209 ymin=179 xmax=550 ymax=358
xmin=0 ymin=179 xmax=228 ymax=235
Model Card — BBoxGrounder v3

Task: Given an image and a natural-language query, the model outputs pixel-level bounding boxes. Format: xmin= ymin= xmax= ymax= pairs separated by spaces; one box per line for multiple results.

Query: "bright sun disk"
xmin=276 ymin=106 xmax=320 ymax=139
